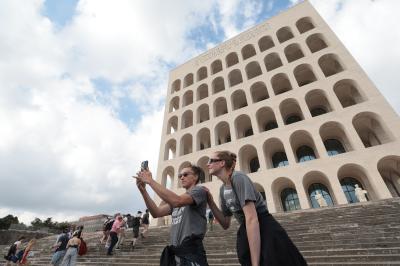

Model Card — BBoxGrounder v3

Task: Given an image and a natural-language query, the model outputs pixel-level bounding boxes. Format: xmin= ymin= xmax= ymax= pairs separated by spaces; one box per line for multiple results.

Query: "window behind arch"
xmin=340 ymin=177 xmax=366 ymax=203
xmin=308 ymin=183 xmax=334 ymax=208
xmin=281 ymin=188 xmax=301 ymax=211
xmin=265 ymin=121 xmax=278 ymax=131
xmin=286 ymin=115 xmax=302 ymax=125
xmin=297 ymin=146 xmax=316 ymax=162
xmin=310 ymin=107 xmax=327 ymax=117
xmin=272 ymin=152 xmax=289 ymax=168
xmin=324 ymin=139 xmax=346 ymax=156
xmin=244 ymin=128 xmax=253 ymax=137
xmin=250 ymin=157 xmax=260 ymax=173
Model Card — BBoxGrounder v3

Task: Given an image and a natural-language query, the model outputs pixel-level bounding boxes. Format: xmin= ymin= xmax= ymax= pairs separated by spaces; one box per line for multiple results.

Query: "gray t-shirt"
xmin=220 ymin=171 xmax=267 ymax=224
xmin=170 ymin=185 xmax=207 ymax=246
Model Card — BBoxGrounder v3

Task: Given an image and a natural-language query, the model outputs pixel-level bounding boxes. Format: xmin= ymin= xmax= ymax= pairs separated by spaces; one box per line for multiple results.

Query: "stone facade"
xmin=153 ymin=1 xmax=400 ymax=226
xmin=76 ymin=214 xmax=109 ymax=232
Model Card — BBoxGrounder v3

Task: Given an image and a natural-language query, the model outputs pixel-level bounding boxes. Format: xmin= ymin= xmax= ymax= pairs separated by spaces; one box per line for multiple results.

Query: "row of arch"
xmin=167 ymin=79 xmax=365 ymax=135
xmin=164 ymin=109 xmax=393 ymax=160
xmin=169 ymin=52 xmax=343 ymax=112
xmin=164 ymin=112 xmax=393 ymax=161
xmin=171 ymin=17 xmax=320 ymax=93
xmin=161 ymin=156 xmax=400 ymax=212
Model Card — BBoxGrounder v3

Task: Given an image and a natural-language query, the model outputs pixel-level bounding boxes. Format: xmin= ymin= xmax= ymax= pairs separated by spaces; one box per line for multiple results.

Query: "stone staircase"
xmin=3 ymin=198 xmax=400 ymax=265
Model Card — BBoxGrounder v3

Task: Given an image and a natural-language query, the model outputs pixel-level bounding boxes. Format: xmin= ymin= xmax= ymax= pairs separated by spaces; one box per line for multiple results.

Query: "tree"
xmin=31 ymin=217 xmax=43 ymax=228
xmin=0 ymin=214 xmax=19 ymax=230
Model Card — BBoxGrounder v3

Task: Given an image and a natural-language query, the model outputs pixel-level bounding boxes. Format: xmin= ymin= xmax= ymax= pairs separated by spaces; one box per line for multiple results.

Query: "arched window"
xmin=281 ymin=188 xmax=301 ymax=211
xmin=196 ymin=66 xmax=207 ymax=81
xmin=235 ymin=114 xmax=254 ymax=139
xmin=164 ymin=139 xmax=176 ymax=160
xmin=294 ymin=64 xmax=317 ymax=86
xmin=169 ymin=96 xmax=179 ymax=112
xmin=353 ymin=112 xmax=393 ymax=148
xmin=246 ymin=61 xmax=262 ymax=79
xmin=231 ymin=90 xmax=248 ymax=110
xmin=197 ymin=84 xmax=208 ymax=101
xmin=271 ymin=73 xmax=292 ymax=95
xmin=250 ymin=82 xmax=269 ymax=103
xmin=181 ymin=110 xmax=193 ymax=129
xmin=211 ymin=59 xmax=223 ymax=75
xmin=212 ymin=77 xmax=225 ymax=94
xmin=264 ymin=53 xmax=283 ymax=71
xmin=215 ymin=121 xmax=231 ymax=145
xmin=340 ymin=177 xmax=366 ymax=203
xmin=324 ymin=139 xmax=346 ymax=156
xmin=226 ymin=52 xmax=239 ymax=67
xmin=284 ymin=43 xmax=304 ymax=63
xmin=308 ymin=183 xmax=334 ymax=208
xmin=334 ymin=79 xmax=365 ymax=108
xmin=306 ymin=89 xmax=332 ymax=117
xmin=180 ymin=134 xmax=193 ymax=155
xmin=242 ymin=44 xmax=256 ymax=60
xmin=272 ymin=152 xmax=289 ymax=168
xmin=239 ymin=145 xmax=259 ymax=174
xmin=197 ymin=128 xmax=211 ymax=151
xmin=182 ymin=90 xmax=193 ymax=107
xmin=171 ymin=79 xmax=181 ymax=93
xmin=197 ymin=104 xmax=210 ymax=124
xmin=277 ymin=27 xmax=294 ymax=43
xmin=258 ymin=35 xmax=274 ymax=52
xmin=378 ymin=156 xmax=400 ymax=198
xmin=214 ymin=97 xmax=228 ymax=117
xmin=256 ymin=107 xmax=277 ymax=133
xmin=296 ymin=17 xmax=315 ymax=33
xmin=166 ymin=116 xmax=178 ymax=135
xmin=183 ymin=73 xmax=193 ymax=88
xmin=306 ymin=33 xmax=328 ymax=53
xmin=228 ymin=69 xmax=243 ymax=87
xmin=318 ymin=54 xmax=344 ymax=77
xmin=297 ymin=145 xmax=316 ymax=162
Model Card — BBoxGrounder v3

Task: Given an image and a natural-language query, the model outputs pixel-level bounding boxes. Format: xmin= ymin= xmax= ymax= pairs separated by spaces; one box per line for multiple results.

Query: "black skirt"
xmin=236 ymin=212 xmax=307 ymax=266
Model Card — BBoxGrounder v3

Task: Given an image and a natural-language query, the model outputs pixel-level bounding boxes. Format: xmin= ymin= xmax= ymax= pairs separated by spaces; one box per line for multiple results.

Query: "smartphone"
xmin=141 ymin=160 xmax=149 ymax=171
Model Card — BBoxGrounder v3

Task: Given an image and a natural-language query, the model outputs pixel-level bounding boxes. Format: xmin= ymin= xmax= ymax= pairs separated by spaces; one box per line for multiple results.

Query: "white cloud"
xmin=0 ymin=0 xmax=216 ymax=224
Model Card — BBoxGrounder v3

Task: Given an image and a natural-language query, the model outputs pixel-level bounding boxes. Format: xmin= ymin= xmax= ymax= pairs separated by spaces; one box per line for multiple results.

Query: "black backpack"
xmin=104 ymin=219 xmax=114 ymax=231
xmin=132 ymin=217 xmax=141 ymax=227
xmin=4 ymin=243 xmax=17 ymax=260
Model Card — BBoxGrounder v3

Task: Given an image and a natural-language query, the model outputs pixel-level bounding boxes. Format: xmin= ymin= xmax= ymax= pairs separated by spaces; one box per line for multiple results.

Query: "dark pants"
xmin=108 ymin=232 xmax=118 ymax=255
xmin=237 ymin=212 xmax=307 ymax=266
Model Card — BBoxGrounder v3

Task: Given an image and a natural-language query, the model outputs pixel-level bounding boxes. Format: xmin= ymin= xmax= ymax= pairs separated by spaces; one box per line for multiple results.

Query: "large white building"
xmin=153 ymin=0 xmax=400 ymax=225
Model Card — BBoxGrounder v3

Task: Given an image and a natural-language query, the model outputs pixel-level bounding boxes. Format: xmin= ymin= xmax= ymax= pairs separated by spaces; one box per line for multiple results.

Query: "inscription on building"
xmin=194 ymin=22 xmax=271 ymax=67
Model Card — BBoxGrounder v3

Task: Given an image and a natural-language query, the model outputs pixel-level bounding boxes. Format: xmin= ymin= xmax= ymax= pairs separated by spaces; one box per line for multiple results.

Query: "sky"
xmin=0 ymin=0 xmax=399 ymax=225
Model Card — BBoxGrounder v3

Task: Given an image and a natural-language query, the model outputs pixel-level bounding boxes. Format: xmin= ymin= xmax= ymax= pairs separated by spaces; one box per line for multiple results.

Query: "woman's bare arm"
xmin=242 ymin=201 xmax=260 ymax=266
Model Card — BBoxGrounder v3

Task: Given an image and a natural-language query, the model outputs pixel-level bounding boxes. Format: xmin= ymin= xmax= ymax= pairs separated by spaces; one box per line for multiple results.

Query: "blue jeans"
xmin=51 ymin=250 xmax=66 ymax=265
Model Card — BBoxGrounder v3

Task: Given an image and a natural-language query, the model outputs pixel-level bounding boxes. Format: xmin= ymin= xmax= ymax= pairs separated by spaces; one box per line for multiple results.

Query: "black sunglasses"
xmin=207 ymin=158 xmax=223 ymax=164
xmin=178 ymin=172 xmax=194 ymax=178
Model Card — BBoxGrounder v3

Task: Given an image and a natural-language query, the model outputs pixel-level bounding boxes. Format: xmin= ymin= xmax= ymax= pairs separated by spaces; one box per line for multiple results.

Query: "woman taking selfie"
xmin=206 ymin=151 xmax=307 ymax=266
xmin=135 ymin=163 xmax=209 ymax=266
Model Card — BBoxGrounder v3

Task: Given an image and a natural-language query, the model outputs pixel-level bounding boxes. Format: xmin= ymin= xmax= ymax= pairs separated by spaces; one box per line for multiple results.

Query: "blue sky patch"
xmin=42 ymin=0 xmax=79 ymax=28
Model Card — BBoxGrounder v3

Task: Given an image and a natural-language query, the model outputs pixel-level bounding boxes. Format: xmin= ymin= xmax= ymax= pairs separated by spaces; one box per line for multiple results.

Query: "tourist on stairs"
xmin=61 ymin=231 xmax=81 ymax=266
xmin=205 ymin=151 xmax=307 ymax=266
xmin=107 ymin=214 xmax=124 ymax=255
xmin=135 ymin=163 xmax=209 ymax=266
